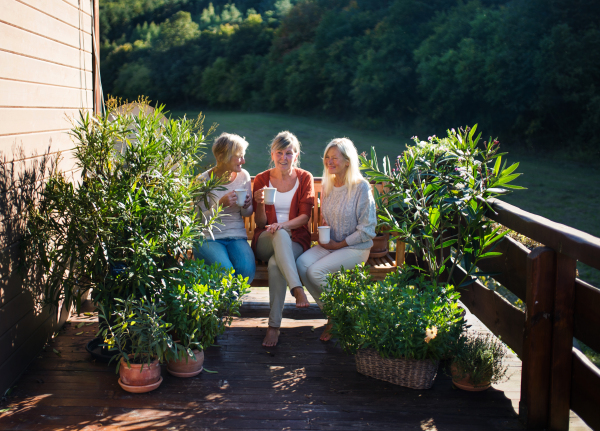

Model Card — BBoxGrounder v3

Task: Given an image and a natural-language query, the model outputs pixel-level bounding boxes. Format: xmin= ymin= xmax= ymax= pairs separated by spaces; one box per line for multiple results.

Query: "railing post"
xmin=549 ymin=253 xmax=576 ymax=431
xmin=521 ymin=247 xmax=556 ymax=429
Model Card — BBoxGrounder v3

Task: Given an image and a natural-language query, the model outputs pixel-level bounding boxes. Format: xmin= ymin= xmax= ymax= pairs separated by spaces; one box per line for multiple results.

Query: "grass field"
xmin=170 ymin=109 xmax=600 ymax=287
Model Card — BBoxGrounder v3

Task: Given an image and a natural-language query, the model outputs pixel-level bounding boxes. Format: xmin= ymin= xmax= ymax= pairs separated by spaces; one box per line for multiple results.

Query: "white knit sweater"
xmin=321 ymin=180 xmax=376 ymax=250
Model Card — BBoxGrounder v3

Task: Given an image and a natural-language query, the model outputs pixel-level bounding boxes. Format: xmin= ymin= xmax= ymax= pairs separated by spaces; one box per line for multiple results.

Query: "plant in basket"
xmin=321 ymin=265 xmax=465 ymax=389
xmin=450 ymin=332 xmax=508 ymax=391
xmin=97 ymin=296 xmax=179 ymax=393
xmin=163 ymin=259 xmax=250 ymax=377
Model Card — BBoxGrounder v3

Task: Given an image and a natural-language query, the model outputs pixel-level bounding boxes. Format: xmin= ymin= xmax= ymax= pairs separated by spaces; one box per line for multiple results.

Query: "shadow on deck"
xmin=0 ymin=288 xmax=561 ymax=431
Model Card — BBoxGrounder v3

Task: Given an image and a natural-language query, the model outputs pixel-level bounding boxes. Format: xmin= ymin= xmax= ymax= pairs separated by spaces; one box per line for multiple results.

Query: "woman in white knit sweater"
xmin=296 ymin=138 xmax=376 ymax=341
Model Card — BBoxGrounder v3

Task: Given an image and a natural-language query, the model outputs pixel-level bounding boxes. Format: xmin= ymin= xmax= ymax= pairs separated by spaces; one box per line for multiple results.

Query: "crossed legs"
xmin=256 ymin=230 xmax=307 ymax=346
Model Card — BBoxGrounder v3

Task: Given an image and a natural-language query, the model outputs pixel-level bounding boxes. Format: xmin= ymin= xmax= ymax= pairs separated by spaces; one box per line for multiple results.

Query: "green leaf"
xmin=203 ymin=368 xmax=218 ymax=373
xmin=499 ymin=162 xmax=519 ymax=177
xmin=76 ymin=322 xmax=85 ymax=328
xmin=53 ymin=349 xmax=61 ymax=356
xmin=493 ymin=156 xmax=502 ymax=176
xmin=478 ymin=252 xmax=503 ymax=259
xmin=75 ymin=332 xmax=84 ymax=335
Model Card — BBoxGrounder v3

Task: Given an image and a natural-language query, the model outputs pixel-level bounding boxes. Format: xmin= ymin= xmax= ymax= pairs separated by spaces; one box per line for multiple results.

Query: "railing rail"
xmin=453 ymin=197 xmax=600 ymax=430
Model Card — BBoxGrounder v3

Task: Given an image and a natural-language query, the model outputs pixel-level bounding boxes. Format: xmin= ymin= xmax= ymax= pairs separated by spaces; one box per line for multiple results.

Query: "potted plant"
xmin=322 ymin=265 xmax=465 ymax=389
xmin=359 ymin=125 xmax=524 ymax=287
xmin=450 ymin=332 xmax=508 ymax=391
xmin=21 ymin=98 xmax=223 ymax=355
xmin=97 ymin=296 xmax=180 ymax=393
xmin=369 ymin=186 xmax=392 ymax=258
xmin=164 ymin=259 xmax=250 ymax=377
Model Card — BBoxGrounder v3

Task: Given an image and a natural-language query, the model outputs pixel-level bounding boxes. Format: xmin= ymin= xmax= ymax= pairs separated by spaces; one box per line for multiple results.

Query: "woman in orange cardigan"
xmin=252 ymin=131 xmax=315 ymax=347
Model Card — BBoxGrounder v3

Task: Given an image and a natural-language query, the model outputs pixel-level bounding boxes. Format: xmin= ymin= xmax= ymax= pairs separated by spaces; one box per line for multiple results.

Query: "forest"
xmin=100 ymin=0 xmax=600 ymax=157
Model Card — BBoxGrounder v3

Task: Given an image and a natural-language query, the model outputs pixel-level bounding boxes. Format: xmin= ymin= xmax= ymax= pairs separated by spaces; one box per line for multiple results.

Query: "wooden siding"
xmin=0 ymin=0 xmax=98 ymax=395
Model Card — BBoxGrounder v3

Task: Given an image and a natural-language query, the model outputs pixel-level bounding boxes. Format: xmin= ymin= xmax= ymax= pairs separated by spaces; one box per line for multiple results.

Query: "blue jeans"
xmin=193 ymin=237 xmax=256 ymax=283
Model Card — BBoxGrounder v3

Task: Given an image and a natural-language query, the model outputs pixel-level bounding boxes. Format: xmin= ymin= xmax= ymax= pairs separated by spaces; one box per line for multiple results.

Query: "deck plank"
xmin=0 ymin=289 xmax=590 ymax=430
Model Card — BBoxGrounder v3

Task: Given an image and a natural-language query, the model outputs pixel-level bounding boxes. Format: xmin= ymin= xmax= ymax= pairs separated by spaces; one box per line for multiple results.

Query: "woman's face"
xmin=225 ymin=152 xmax=245 ymax=173
xmin=271 ymin=145 xmax=298 ymax=173
xmin=324 ymin=146 xmax=349 ymax=178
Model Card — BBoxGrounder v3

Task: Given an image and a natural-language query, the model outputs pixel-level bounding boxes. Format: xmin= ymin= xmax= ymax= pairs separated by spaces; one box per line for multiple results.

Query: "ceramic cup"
xmin=234 ymin=189 xmax=247 ymax=206
xmin=263 ymin=187 xmax=277 ymax=205
xmin=318 ymin=226 xmax=331 ymax=244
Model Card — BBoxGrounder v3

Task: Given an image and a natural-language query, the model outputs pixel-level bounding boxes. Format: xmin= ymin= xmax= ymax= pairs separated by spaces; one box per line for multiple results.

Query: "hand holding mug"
xmin=219 ymin=190 xmax=237 ymax=208
xmin=253 ymin=186 xmax=266 ymax=205
xmin=242 ymin=192 xmax=252 ymax=209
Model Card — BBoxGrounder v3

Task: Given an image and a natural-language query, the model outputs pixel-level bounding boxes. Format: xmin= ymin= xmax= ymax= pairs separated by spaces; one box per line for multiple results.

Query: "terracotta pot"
xmin=369 ymin=232 xmax=390 ymax=258
xmin=450 ymin=363 xmax=491 ymax=391
xmin=118 ymin=358 xmax=162 ymax=393
xmin=167 ymin=349 xmax=204 ymax=377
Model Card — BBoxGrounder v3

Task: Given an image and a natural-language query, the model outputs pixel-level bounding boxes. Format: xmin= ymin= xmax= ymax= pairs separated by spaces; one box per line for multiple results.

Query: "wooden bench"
xmin=246 ymin=177 xmax=405 ymax=286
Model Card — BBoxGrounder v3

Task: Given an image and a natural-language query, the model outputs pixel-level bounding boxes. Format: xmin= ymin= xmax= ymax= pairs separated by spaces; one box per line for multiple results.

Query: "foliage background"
xmin=100 ymin=0 xmax=600 ymax=159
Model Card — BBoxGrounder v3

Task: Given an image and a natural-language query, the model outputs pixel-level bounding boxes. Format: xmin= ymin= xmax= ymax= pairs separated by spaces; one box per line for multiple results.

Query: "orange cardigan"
xmin=251 ymin=168 xmax=315 ymax=254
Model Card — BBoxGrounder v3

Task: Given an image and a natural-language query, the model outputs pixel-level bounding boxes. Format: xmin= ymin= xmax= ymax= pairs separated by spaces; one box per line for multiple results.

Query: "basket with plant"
xmin=322 ymin=265 xmax=465 ymax=389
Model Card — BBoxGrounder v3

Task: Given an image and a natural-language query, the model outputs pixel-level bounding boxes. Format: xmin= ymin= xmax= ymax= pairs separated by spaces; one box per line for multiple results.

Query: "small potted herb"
xmin=450 ymin=333 xmax=508 ymax=391
xmin=98 ymin=296 xmax=179 ymax=393
xmin=322 ymin=265 xmax=465 ymax=389
xmin=164 ymin=259 xmax=250 ymax=377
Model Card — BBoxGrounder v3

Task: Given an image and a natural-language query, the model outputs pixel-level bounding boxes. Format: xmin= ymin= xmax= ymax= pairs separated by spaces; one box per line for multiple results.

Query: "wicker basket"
xmin=355 ymin=348 xmax=439 ymax=389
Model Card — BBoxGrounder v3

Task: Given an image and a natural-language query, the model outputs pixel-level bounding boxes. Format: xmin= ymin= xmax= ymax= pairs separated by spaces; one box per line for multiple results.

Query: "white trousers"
xmin=256 ymin=230 xmax=303 ymax=328
xmin=296 ymin=245 xmax=370 ymax=309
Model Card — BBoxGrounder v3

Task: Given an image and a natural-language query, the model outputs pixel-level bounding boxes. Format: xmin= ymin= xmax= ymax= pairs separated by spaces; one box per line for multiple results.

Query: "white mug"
xmin=234 ymin=189 xmax=247 ymax=206
xmin=318 ymin=226 xmax=331 ymax=244
xmin=263 ymin=187 xmax=277 ymax=205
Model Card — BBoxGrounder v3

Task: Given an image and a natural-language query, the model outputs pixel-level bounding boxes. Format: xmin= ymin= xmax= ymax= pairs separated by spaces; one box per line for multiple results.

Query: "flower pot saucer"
xmin=118 ymin=376 xmax=163 ymax=393
xmin=167 ymin=366 xmax=203 ymax=378
xmin=452 ymin=379 xmax=490 ymax=391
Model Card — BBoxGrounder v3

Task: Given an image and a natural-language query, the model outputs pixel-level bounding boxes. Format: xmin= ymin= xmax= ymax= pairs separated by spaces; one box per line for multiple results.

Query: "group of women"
xmin=194 ymin=131 xmax=376 ymax=347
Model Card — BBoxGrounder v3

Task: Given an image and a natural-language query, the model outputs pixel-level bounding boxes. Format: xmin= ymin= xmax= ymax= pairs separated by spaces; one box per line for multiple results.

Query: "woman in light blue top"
xmin=194 ymin=133 xmax=255 ymax=282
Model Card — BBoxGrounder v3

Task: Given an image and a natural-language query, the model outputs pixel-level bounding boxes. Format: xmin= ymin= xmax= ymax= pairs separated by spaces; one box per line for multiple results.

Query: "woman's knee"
xmin=307 ymin=265 xmax=328 ymax=288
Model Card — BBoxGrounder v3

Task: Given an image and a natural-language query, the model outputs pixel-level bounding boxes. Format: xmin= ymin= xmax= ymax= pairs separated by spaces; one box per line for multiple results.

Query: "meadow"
xmin=171 ymin=109 xmax=600 ymax=287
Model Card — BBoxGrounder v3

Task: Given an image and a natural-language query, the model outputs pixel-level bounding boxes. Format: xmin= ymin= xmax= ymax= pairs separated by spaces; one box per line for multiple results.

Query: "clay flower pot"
xmin=167 ymin=349 xmax=204 ymax=377
xmin=118 ymin=357 xmax=163 ymax=393
xmin=369 ymin=232 xmax=390 ymax=258
xmin=450 ymin=363 xmax=491 ymax=391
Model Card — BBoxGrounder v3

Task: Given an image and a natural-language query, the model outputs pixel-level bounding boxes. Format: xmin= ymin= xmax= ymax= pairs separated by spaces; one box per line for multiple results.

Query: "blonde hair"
xmin=268 ymin=131 xmax=301 ymax=168
xmin=212 ymin=132 xmax=249 ymax=166
xmin=321 ymin=138 xmax=367 ymax=198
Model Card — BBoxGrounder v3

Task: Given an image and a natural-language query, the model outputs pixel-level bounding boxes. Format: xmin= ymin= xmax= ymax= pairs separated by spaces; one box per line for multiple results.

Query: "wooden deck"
xmin=0 ymin=289 xmax=591 ymax=431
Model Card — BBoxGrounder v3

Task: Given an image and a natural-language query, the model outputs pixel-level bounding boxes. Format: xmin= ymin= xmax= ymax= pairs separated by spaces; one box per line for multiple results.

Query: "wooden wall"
xmin=0 ymin=0 xmax=99 ymax=395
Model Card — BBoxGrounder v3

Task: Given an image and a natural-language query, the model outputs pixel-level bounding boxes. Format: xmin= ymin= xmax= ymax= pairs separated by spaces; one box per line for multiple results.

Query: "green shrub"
xmin=21 ymin=101 xmax=223 ymax=315
xmin=322 ymin=265 xmax=465 ymax=361
xmin=97 ymin=295 xmax=179 ymax=372
xmin=452 ymin=332 xmax=508 ymax=386
xmin=164 ymin=259 xmax=250 ymax=355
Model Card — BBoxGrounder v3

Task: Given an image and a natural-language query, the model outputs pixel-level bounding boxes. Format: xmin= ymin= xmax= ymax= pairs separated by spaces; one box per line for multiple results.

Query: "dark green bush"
xmin=321 ymin=265 xmax=465 ymax=360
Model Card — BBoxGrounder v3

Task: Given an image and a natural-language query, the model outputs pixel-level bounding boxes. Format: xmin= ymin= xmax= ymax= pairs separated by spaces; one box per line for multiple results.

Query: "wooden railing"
xmin=449 ymin=198 xmax=600 ymax=430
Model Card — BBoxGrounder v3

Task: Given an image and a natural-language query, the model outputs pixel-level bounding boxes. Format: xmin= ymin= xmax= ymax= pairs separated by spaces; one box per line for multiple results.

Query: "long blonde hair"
xmin=321 ymin=138 xmax=366 ymax=198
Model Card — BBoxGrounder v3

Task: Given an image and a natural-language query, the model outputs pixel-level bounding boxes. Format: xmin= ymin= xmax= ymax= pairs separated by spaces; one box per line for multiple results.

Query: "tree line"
xmin=100 ymin=0 xmax=600 ymax=157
